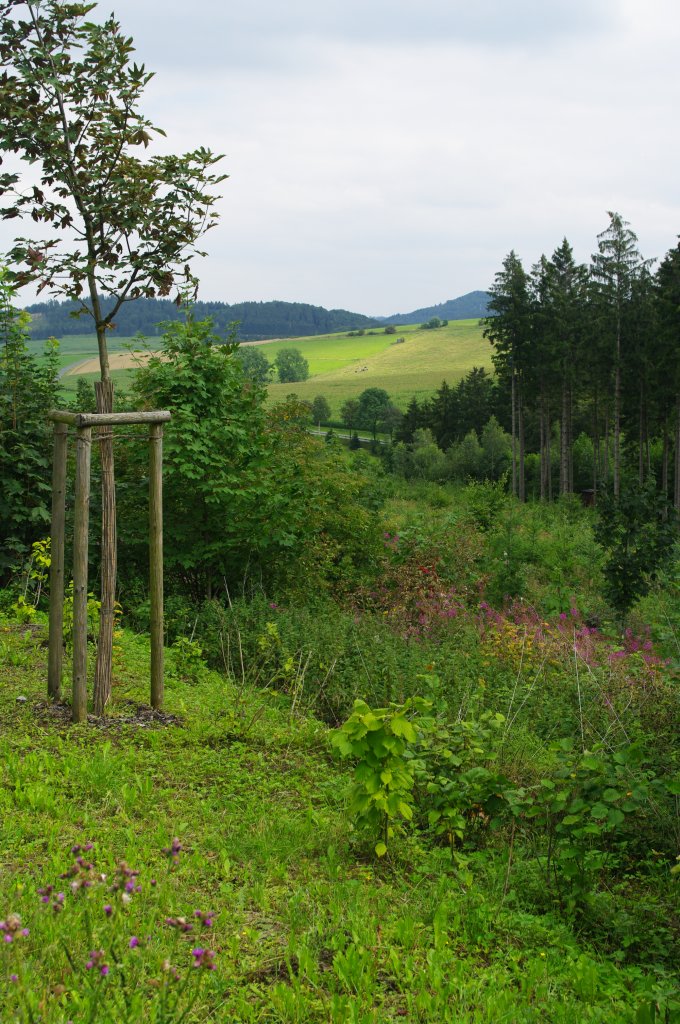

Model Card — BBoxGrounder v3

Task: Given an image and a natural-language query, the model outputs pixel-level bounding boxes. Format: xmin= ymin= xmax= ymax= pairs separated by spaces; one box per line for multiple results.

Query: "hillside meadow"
xmin=51 ymin=319 xmax=491 ymax=410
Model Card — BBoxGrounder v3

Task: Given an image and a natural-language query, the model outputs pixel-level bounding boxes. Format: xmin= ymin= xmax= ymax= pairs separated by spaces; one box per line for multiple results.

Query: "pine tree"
xmin=591 ymin=213 xmax=651 ymax=498
xmin=483 ymin=251 xmax=531 ymax=500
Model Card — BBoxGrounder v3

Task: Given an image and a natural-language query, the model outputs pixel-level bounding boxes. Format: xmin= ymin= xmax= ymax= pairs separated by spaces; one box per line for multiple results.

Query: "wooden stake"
xmin=72 ymin=426 xmax=91 ymax=723
xmin=93 ymin=380 xmax=116 ymax=716
xmin=48 ymin=422 xmax=68 ymax=701
xmin=149 ymin=423 xmax=164 ymax=710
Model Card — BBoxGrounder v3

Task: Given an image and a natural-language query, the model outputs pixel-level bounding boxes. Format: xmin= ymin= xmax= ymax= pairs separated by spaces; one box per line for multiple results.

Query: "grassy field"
xmin=266 ymin=320 xmax=490 ymax=414
xmin=1 ymin=614 xmax=673 ymax=1023
xmin=50 ymin=320 xmax=491 ymax=410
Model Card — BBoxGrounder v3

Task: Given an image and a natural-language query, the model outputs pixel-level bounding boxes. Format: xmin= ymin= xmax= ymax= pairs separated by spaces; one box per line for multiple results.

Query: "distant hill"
xmin=24 ymin=297 xmax=380 ymax=342
xmin=380 ymin=290 xmax=490 ymax=326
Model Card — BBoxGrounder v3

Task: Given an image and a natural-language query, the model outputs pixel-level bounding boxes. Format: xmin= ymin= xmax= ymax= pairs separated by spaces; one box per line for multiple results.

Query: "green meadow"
xmin=50 ymin=319 xmax=491 ymax=411
xmin=265 ymin=320 xmax=490 ymax=414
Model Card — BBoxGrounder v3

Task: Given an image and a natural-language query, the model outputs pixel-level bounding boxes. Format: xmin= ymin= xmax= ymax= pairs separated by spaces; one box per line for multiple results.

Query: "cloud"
xmin=1 ymin=0 xmax=678 ymax=314
xmin=113 ymin=0 xmax=620 ymax=72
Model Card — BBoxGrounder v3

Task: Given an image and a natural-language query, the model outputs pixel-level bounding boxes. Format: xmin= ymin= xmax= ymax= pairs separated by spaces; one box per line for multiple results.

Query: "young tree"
xmin=275 ymin=347 xmax=309 ymax=383
xmin=236 ymin=344 xmax=272 ymax=383
xmin=340 ymin=398 xmax=360 ymax=434
xmin=357 ymin=387 xmax=391 ymax=441
xmin=0 ymin=0 xmax=225 ymax=713
xmin=311 ymin=394 xmax=331 ymax=426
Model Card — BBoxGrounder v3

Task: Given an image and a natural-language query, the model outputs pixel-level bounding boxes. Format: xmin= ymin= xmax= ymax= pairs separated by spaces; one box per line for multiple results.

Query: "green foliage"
xmin=415 ymin=702 xmax=508 ymax=865
xmin=124 ymin=314 xmax=270 ymax=596
xmin=332 ymin=697 xmax=427 ymax=855
xmin=310 ymin=394 xmax=331 ymax=424
xmin=594 ymin=481 xmax=678 ymax=617
xmin=508 ymin=741 xmax=661 ymax=910
xmin=169 ymin=636 xmax=208 ymax=685
xmin=235 ymin=344 xmax=272 ymax=383
xmin=0 ymin=2 xmax=225 ymax=325
xmin=0 ymin=271 xmax=59 ymax=579
xmin=274 ymin=347 xmax=309 ymax=383
xmin=356 ymin=387 xmax=391 ymax=440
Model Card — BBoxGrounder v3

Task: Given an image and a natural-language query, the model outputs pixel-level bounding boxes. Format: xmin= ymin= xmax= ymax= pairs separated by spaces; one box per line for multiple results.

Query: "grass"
xmin=42 ymin=321 xmax=491 ymax=412
xmin=265 ymin=320 xmax=490 ymax=415
xmin=0 ymin=613 xmax=676 ymax=1022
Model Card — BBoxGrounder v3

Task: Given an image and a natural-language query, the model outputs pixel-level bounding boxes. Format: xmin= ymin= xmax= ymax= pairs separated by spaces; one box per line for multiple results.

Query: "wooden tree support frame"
xmin=47 ymin=409 xmax=171 ymax=723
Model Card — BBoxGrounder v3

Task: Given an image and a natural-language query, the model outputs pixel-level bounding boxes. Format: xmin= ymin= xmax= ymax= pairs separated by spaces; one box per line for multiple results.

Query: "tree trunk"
xmin=518 ymin=376 xmax=525 ymax=502
xmin=613 ymin=319 xmax=621 ymax=499
xmin=560 ymin=380 xmax=569 ymax=495
xmin=510 ymin=368 xmax=517 ymax=498
xmin=546 ymin=402 xmax=552 ymax=501
xmin=592 ymin=395 xmax=600 ymax=498
xmin=675 ymin=396 xmax=680 ymax=512
xmin=539 ymin=391 xmax=546 ymax=502
xmin=662 ymin=425 xmax=669 ymax=496
xmin=93 ymin=378 xmax=117 ymax=716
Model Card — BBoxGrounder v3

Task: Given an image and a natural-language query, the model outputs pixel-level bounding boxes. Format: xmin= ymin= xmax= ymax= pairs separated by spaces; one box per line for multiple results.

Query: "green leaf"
xmin=391 ymin=717 xmax=417 ymax=742
xmin=375 ymin=841 xmax=387 ymax=858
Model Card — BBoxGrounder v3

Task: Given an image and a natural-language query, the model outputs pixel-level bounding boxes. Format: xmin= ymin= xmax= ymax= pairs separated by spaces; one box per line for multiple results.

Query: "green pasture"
xmin=27 ymin=333 xmax=139 ymax=360
xmin=45 ymin=320 xmax=491 ymax=412
xmin=265 ymin=319 xmax=490 ymax=414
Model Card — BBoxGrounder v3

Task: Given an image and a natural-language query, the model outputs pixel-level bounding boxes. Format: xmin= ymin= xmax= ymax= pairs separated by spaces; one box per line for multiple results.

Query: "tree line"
xmin=480 ymin=213 xmax=680 ymax=507
xmin=24 ymin=297 xmax=380 ymax=342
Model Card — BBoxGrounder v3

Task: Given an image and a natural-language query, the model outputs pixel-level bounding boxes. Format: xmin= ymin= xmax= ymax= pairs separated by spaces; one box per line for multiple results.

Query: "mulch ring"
xmin=27 ymin=699 xmax=182 ymax=730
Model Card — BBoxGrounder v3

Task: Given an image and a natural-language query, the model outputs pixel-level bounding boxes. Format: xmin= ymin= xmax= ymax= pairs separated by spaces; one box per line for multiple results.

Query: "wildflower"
xmin=162 ymin=838 xmax=183 ymax=866
xmin=129 ymin=936 xmax=139 ymax=949
xmin=103 ymin=904 xmax=113 ymax=917
xmin=10 ymin=974 xmax=18 ymax=983
xmin=162 ymin=958 xmax=180 ymax=981
xmin=165 ymin=916 xmax=193 ymax=933
xmin=191 ymin=947 xmax=216 ymax=970
xmin=85 ymin=949 xmax=108 ymax=975
xmin=1 ymin=915 xmax=26 ymax=942
xmin=193 ymin=909 xmax=215 ymax=928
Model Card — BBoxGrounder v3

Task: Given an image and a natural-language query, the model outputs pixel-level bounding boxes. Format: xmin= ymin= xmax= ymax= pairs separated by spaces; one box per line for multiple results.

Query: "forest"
xmin=395 ymin=217 xmax=680 ymax=510
xmin=24 ymin=296 xmax=380 ymax=343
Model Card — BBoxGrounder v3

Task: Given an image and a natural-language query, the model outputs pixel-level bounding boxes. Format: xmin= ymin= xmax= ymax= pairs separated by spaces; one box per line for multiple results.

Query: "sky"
xmin=3 ymin=0 xmax=680 ymax=316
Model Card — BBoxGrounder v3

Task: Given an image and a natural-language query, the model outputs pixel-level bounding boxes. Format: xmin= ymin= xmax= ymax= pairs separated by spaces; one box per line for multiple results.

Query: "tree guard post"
xmin=48 ymin=422 xmax=68 ymax=701
xmin=72 ymin=425 xmax=92 ymax=723
xmin=149 ymin=422 xmax=164 ymax=709
xmin=47 ymin=409 xmax=170 ymax=722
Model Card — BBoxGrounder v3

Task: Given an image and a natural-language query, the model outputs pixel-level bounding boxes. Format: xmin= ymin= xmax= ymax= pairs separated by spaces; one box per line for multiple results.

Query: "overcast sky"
xmin=4 ymin=0 xmax=680 ymax=316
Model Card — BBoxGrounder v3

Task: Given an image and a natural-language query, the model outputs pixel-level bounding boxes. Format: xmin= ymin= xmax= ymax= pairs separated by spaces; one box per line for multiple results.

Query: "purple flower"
xmin=191 ymin=947 xmax=216 ymax=970
xmin=103 ymin=904 xmax=113 ymax=916
xmin=10 ymin=974 xmax=18 ymax=983
xmin=129 ymin=936 xmax=139 ymax=949
xmin=100 ymin=965 xmax=109 ymax=977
